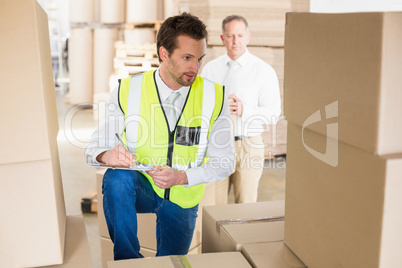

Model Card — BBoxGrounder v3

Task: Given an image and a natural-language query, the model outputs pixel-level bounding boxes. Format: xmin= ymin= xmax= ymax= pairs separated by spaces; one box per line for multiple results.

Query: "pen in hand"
xmin=114 ymin=133 xmax=157 ymax=170
xmin=114 ymin=133 xmax=135 ymax=167
xmin=115 ymin=133 xmax=128 ymax=150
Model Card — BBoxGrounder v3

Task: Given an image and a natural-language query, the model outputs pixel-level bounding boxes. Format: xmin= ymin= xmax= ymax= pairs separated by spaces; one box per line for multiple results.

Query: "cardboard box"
xmin=97 ymin=168 xmax=108 ymax=237
xmin=0 ymin=159 xmax=66 ymax=267
xmin=107 ymin=252 xmax=252 ymax=268
xmin=0 ymin=1 xmax=66 ymax=266
xmin=97 ymin=168 xmax=215 ymax=253
xmin=241 ymin=241 xmax=305 ymax=268
xmin=284 ymin=12 xmax=402 ymax=155
xmin=138 ymin=244 xmax=202 ymax=257
xmin=44 ymin=216 xmax=93 ymax=267
xmin=0 ymin=0 xmax=60 ymax=165
xmin=100 ymin=237 xmax=114 ymax=268
xmin=285 ymin=123 xmax=402 ymax=268
xmin=202 ymin=200 xmax=285 ymax=253
xmin=100 ymin=236 xmax=202 ymax=267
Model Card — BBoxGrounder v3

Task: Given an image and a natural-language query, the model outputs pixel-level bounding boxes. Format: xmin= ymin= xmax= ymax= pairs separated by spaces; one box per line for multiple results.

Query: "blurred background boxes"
xmin=170 ymin=0 xmax=309 ymax=47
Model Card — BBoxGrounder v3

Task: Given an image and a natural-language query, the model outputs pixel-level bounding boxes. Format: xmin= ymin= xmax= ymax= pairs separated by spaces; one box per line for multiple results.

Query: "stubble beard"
xmin=177 ymin=73 xmax=196 ymax=87
xmin=168 ymin=59 xmax=197 ymax=87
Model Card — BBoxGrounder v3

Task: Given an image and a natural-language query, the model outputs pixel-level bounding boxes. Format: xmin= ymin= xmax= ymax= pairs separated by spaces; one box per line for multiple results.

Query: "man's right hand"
xmin=96 ymin=145 xmax=136 ymax=167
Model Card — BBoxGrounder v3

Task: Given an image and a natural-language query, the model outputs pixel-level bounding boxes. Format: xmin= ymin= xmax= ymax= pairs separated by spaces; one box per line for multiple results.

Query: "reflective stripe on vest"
xmin=118 ymin=70 xmax=224 ymax=208
xmin=126 ymin=74 xmax=143 ymax=154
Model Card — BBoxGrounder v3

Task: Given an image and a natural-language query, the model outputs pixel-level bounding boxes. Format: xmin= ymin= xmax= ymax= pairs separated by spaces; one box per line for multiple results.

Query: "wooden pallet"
xmin=114 ymin=41 xmax=158 ymax=59
xmin=114 ymin=65 xmax=158 ymax=77
xmin=114 ymin=41 xmax=160 ymax=76
xmin=114 ymin=57 xmax=159 ymax=69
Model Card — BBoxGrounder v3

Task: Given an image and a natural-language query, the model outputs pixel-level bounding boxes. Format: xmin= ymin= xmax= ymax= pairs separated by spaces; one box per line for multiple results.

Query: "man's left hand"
xmin=228 ymin=94 xmax=243 ymax=116
xmin=146 ymin=165 xmax=188 ymax=189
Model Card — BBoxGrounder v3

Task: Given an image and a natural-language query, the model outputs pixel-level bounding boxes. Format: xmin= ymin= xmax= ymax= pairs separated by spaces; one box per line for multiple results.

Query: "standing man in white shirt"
xmin=201 ymin=15 xmax=281 ymax=204
xmin=85 ymin=13 xmax=234 ymax=260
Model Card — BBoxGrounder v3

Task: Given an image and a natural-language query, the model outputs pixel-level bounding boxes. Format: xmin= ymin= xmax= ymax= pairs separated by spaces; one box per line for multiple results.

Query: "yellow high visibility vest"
xmin=118 ymin=70 xmax=224 ymax=208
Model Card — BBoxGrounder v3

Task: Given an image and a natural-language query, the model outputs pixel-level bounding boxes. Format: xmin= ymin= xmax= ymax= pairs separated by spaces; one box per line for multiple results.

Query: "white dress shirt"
xmin=85 ymin=68 xmax=234 ymax=187
xmin=155 ymin=71 xmax=188 ymax=131
xmin=201 ymin=49 xmax=282 ymax=137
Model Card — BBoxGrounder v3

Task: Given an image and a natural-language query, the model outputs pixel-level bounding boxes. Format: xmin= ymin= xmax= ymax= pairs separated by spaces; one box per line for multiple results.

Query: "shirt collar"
xmin=155 ymin=68 xmax=190 ymax=101
xmin=224 ymin=48 xmax=250 ymax=68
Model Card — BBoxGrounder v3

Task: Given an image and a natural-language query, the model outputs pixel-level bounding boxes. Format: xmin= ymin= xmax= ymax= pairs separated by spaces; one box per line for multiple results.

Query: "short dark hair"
xmin=157 ymin=12 xmax=207 ymax=62
xmin=222 ymin=15 xmax=249 ymax=33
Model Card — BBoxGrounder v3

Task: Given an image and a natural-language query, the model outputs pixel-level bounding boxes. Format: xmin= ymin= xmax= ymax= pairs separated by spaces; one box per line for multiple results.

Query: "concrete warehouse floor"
xmin=55 ymin=88 xmax=286 ymax=268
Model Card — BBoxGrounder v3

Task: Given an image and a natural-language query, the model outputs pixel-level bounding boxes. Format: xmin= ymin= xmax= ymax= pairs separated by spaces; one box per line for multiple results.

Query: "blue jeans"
xmin=102 ymin=169 xmax=198 ymax=260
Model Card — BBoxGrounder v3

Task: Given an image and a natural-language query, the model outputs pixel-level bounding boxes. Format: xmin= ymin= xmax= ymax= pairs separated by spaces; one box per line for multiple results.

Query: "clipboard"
xmin=90 ymin=163 xmax=157 ymax=171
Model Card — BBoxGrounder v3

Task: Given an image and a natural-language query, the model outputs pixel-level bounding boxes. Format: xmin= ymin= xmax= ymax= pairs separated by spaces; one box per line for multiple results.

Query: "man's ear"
xmin=220 ymin=34 xmax=224 ymax=44
xmin=159 ymin=46 xmax=168 ymax=62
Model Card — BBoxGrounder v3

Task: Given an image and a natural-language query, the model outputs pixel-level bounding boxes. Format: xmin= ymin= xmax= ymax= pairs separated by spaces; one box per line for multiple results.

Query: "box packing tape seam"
xmin=216 ymin=216 xmax=285 ymax=234
xmin=170 ymin=255 xmax=192 ymax=268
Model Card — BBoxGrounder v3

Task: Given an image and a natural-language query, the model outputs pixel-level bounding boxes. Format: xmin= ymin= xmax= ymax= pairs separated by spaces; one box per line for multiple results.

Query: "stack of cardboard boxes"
xmin=201 ymin=200 xmax=305 ymax=267
xmin=0 ymin=0 xmax=92 ymax=266
xmin=284 ymin=12 xmax=402 ymax=268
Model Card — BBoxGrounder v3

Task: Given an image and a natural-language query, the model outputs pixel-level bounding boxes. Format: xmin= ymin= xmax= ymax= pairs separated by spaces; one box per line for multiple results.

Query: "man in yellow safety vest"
xmin=85 ymin=13 xmax=234 ymax=260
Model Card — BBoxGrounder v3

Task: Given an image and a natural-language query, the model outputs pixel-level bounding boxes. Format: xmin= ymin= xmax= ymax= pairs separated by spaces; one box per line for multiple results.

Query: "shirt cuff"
xmin=86 ymin=149 xmax=108 ymax=165
xmin=183 ymin=169 xmax=199 ymax=188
